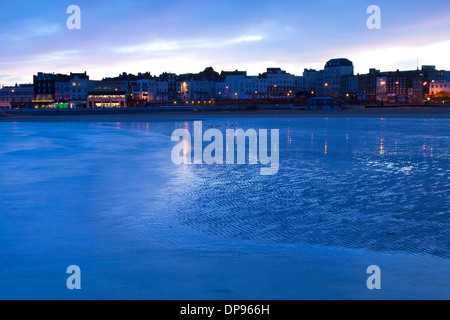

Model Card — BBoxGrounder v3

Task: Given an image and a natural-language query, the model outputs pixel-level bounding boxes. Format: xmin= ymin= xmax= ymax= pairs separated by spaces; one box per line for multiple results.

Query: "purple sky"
xmin=1 ymin=0 xmax=450 ymax=85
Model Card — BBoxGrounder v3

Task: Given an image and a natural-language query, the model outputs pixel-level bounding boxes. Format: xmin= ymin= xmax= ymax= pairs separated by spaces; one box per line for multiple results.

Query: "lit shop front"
xmin=32 ymin=99 xmax=55 ymax=109
xmin=87 ymin=91 xmax=127 ymax=108
xmin=55 ymin=102 xmax=69 ymax=109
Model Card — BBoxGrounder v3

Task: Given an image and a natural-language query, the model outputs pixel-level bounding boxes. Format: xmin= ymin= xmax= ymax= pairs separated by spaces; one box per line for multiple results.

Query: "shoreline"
xmin=1 ymin=106 xmax=450 ymax=121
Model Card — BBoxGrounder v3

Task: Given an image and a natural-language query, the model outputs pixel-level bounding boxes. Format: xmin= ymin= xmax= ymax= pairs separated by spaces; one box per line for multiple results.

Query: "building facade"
xmin=131 ymin=79 xmax=169 ymax=103
xmin=215 ymin=68 xmax=295 ymax=100
xmin=0 ymin=84 xmax=34 ymax=108
xmin=296 ymin=60 xmax=354 ymax=99
xmin=33 ymin=72 xmax=56 ymax=108
xmin=429 ymin=80 xmax=450 ymax=96
xmin=87 ymin=80 xmax=128 ymax=108
xmin=69 ymin=72 xmax=89 ymax=108
xmin=55 ymin=74 xmax=71 ymax=104
xmin=317 ymin=59 xmax=354 ymax=98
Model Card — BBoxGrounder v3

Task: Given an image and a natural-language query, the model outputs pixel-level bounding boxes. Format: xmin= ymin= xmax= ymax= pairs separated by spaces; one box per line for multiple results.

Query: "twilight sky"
xmin=1 ymin=0 xmax=450 ymax=85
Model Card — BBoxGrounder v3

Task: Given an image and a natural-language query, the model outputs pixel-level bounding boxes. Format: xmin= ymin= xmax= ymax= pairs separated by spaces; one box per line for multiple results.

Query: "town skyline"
xmin=1 ymin=57 xmax=449 ymax=87
xmin=2 ymin=57 xmax=450 ymax=111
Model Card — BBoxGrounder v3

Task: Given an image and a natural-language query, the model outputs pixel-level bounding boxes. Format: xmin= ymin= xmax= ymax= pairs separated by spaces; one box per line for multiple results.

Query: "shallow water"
xmin=0 ymin=117 xmax=449 ymax=299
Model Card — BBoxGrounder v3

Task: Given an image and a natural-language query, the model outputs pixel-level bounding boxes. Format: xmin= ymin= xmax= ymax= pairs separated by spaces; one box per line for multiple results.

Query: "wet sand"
xmin=1 ymin=106 xmax=450 ymax=122
xmin=1 ymin=118 xmax=448 ymax=299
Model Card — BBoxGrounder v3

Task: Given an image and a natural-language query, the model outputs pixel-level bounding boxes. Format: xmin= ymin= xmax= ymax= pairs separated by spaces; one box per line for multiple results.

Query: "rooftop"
xmin=325 ymin=58 xmax=354 ymax=69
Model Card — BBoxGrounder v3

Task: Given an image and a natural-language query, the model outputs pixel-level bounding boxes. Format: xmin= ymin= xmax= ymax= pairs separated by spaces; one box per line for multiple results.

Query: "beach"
xmin=0 ymin=112 xmax=448 ymax=299
xmin=2 ymin=106 xmax=450 ymax=122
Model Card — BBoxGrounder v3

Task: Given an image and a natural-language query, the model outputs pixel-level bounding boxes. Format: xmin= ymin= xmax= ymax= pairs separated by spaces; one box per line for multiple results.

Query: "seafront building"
xmin=215 ymin=68 xmax=295 ymax=100
xmin=33 ymin=72 xmax=56 ymax=109
xmin=319 ymin=58 xmax=354 ymax=97
xmin=429 ymin=80 xmax=450 ymax=96
xmin=87 ymin=80 xmax=129 ymax=108
xmin=1 ymin=59 xmax=449 ymax=109
xmin=357 ymin=68 xmax=424 ymax=103
xmin=130 ymin=79 xmax=169 ymax=103
xmin=0 ymin=84 xmax=34 ymax=109
xmin=296 ymin=59 xmax=355 ymax=98
xmin=69 ymin=72 xmax=90 ymax=108
xmin=55 ymin=74 xmax=71 ymax=107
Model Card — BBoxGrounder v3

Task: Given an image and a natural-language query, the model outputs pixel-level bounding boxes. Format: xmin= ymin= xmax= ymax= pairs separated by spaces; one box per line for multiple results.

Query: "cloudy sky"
xmin=1 ymin=0 xmax=450 ymax=85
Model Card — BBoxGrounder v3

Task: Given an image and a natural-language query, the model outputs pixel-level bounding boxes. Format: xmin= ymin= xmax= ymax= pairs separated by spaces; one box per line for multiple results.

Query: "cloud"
xmin=348 ymin=40 xmax=450 ymax=73
xmin=114 ymin=35 xmax=263 ymax=54
xmin=0 ymin=21 xmax=62 ymax=42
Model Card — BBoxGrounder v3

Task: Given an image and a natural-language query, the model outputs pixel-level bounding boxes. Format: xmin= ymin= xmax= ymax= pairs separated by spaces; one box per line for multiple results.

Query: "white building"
xmin=318 ymin=59 xmax=354 ymax=97
xmin=178 ymin=80 xmax=216 ymax=101
xmin=216 ymin=68 xmax=295 ymax=100
xmin=70 ymin=72 xmax=89 ymax=108
xmin=261 ymin=68 xmax=296 ymax=88
xmin=429 ymin=80 xmax=450 ymax=95
xmin=302 ymin=69 xmax=319 ymax=93
xmin=296 ymin=61 xmax=355 ymax=98
xmin=131 ymin=79 xmax=169 ymax=102
xmin=217 ymin=75 xmax=246 ymax=100
xmin=0 ymin=84 xmax=34 ymax=108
